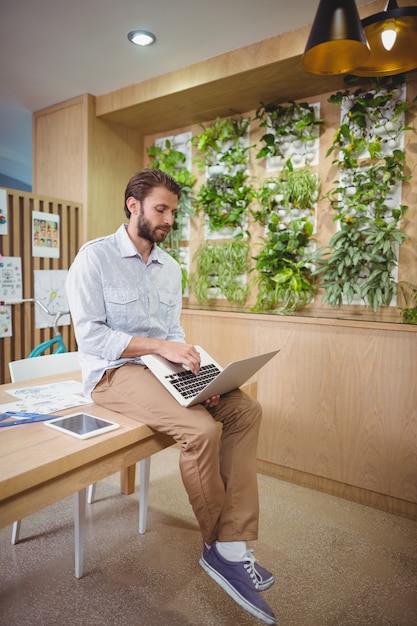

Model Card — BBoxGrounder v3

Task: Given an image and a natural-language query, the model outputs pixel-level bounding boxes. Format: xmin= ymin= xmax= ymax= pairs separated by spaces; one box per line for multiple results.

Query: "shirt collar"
xmin=117 ymin=224 xmax=164 ymax=264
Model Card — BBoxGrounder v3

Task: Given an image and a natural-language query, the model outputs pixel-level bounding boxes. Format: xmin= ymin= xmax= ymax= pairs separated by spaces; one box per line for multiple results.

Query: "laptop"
xmin=141 ymin=345 xmax=279 ymax=407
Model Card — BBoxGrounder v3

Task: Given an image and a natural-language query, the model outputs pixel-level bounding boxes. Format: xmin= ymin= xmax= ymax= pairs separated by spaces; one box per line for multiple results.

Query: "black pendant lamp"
xmin=353 ymin=0 xmax=417 ymax=76
xmin=302 ymin=0 xmax=370 ymax=75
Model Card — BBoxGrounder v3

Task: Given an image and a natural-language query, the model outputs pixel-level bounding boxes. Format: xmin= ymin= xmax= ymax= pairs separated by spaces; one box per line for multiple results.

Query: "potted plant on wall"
xmin=251 ymin=212 xmax=317 ymax=313
xmin=251 ymin=162 xmax=319 ymax=313
xmin=314 ymin=76 xmax=414 ymax=313
xmin=255 ymin=100 xmax=323 ymax=168
xmin=192 ymin=116 xmax=255 ymax=236
xmin=191 ymin=240 xmax=250 ymax=305
xmin=194 ymin=169 xmax=255 ymax=234
xmin=147 ymin=138 xmax=197 ymax=292
xmin=399 ymin=281 xmax=417 ymax=324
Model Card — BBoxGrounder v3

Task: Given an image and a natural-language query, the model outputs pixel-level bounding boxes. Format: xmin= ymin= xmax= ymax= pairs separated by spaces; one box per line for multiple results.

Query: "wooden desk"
xmin=0 ymin=372 xmax=174 ymax=576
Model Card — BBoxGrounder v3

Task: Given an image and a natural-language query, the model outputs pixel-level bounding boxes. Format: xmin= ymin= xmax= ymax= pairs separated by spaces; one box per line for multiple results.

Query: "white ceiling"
xmin=0 ymin=0 xmax=372 ymax=188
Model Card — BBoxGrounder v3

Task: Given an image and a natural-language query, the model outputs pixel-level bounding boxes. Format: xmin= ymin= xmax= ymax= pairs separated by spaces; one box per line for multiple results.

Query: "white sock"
xmin=215 ymin=540 xmax=247 ymax=562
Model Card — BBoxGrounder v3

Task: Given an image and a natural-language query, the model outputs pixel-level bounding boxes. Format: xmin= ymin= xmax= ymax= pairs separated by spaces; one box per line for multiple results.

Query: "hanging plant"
xmin=255 ymin=100 xmax=323 ymax=161
xmin=191 ymin=116 xmax=252 ymax=170
xmin=313 ymin=207 xmax=408 ymax=311
xmin=399 ymin=281 xmax=417 ymax=324
xmin=195 ymin=170 xmax=254 ymax=234
xmin=251 ymin=161 xmax=319 ymax=313
xmin=251 ymin=176 xmax=286 ymax=226
xmin=315 ymin=77 xmax=414 ymax=313
xmin=192 ymin=240 xmax=250 ymax=304
xmin=192 ymin=115 xmax=255 ymax=235
xmin=147 ymin=138 xmax=197 ymax=225
xmin=147 ymin=138 xmax=197 ymax=292
xmin=252 ymin=162 xmax=319 ymax=230
xmin=251 ymin=212 xmax=317 ymax=313
xmin=326 ymin=76 xmax=415 ymax=168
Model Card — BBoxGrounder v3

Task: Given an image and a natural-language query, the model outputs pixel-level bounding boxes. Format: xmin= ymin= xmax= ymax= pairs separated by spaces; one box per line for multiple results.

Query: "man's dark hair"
xmin=124 ymin=168 xmax=182 ymax=218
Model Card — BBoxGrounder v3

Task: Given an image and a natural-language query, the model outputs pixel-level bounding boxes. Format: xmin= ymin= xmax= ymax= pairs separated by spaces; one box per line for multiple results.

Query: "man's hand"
xmin=203 ymin=394 xmax=220 ymax=408
xmin=123 ymin=338 xmax=202 ymax=375
xmin=159 ymin=342 xmax=201 ymax=375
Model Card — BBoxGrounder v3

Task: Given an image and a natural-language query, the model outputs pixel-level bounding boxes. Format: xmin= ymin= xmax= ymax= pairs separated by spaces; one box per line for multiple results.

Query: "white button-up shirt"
xmin=66 ymin=224 xmax=185 ymax=399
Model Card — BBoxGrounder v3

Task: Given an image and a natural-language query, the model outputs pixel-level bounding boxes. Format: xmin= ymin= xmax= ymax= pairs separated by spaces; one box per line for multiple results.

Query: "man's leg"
xmin=92 ymin=364 xmax=276 ymax=625
xmin=209 ymin=388 xmax=262 ymax=543
xmin=92 ymin=363 xmax=227 ymax=542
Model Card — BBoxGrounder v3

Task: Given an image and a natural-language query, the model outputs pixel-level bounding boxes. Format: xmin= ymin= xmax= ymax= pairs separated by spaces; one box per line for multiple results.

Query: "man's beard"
xmin=136 ymin=206 xmax=169 ymax=243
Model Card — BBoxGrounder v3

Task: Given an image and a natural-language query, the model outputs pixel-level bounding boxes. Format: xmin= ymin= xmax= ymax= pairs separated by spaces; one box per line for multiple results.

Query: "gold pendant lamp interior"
xmin=302 ymin=0 xmax=370 ymax=75
xmin=354 ymin=0 xmax=417 ymax=76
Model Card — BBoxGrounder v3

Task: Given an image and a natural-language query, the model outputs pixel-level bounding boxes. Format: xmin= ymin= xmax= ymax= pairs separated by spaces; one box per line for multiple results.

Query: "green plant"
xmin=399 ymin=281 xmax=417 ymax=324
xmin=195 ymin=170 xmax=254 ymax=233
xmin=146 ymin=139 xmax=197 ymax=291
xmin=313 ymin=210 xmax=408 ymax=311
xmin=326 ymin=77 xmax=415 ymax=168
xmin=255 ymin=100 xmax=323 ymax=160
xmin=315 ymin=78 xmax=413 ymax=313
xmin=192 ymin=116 xmax=252 ymax=170
xmin=251 ymin=212 xmax=317 ymax=313
xmin=192 ymin=115 xmax=255 ymax=235
xmin=192 ymin=240 xmax=250 ymax=304
xmin=252 ymin=162 xmax=319 ymax=226
xmin=147 ymin=138 xmax=197 ymax=222
xmin=252 ymin=176 xmax=286 ymax=226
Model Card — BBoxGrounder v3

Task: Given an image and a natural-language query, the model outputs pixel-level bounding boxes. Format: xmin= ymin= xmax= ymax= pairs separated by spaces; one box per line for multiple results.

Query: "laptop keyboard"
xmin=165 ymin=363 xmax=221 ymax=399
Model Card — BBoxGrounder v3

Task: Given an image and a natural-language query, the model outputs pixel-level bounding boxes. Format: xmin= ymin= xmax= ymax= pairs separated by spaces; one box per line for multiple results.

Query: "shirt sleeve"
xmin=66 ymin=246 xmax=133 ymax=361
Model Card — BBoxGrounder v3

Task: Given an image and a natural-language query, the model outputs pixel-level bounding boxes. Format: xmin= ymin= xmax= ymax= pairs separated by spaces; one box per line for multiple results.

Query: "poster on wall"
xmin=32 ymin=211 xmax=60 ymax=258
xmin=33 ymin=269 xmax=70 ymax=328
xmin=0 ymin=304 xmax=12 ymax=338
xmin=0 ymin=256 xmax=22 ymax=302
xmin=0 ymin=188 xmax=7 ymax=235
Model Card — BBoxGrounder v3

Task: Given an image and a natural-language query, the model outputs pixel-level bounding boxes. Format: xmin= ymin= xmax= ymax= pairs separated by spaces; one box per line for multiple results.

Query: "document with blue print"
xmin=3 ymin=380 xmax=89 ymax=415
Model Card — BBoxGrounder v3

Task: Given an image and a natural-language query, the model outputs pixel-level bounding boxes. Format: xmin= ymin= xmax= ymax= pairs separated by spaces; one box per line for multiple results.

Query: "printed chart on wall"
xmin=32 ymin=211 xmax=60 ymax=258
xmin=0 ymin=256 xmax=23 ymax=301
xmin=0 ymin=305 xmax=12 ymax=338
xmin=0 ymin=256 xmax=22 ymax=339
xmin=34 ymin=270 xmax=70 ymax=328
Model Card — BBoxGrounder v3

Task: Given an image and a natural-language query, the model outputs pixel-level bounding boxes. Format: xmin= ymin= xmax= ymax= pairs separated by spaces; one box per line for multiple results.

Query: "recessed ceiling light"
xmin=127 ymin=30 xmax=156 ymax=47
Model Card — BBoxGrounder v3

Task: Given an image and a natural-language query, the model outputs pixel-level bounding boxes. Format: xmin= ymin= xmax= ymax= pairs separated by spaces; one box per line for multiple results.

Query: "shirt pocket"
xmin=157 ymin=289 xmax=177 ymax=327
xmin=104 ymin=287 xmax=142 ymax=328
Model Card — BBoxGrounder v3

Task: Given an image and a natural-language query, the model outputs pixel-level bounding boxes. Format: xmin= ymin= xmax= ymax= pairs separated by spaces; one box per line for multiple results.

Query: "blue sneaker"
xmin=247 ymin=549 xmax=275 ymax=591
xmin=203 ymin=545 xmax=275 ymax=591
xmin=199 ymin=543 xmax=277 ymax=625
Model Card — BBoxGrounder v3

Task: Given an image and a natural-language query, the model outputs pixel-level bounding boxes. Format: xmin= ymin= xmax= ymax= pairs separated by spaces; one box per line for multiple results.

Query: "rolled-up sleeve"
xmin=65 ymin=225 xmax=186 ymax=399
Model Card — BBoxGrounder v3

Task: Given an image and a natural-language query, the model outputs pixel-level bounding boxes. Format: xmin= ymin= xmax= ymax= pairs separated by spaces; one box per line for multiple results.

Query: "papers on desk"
xmin=2 ymin=380 xmax=90 ymax=415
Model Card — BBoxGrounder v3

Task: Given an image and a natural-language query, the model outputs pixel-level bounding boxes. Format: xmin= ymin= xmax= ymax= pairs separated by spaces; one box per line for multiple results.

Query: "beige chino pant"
xmin=92 ymin=363 xmax=262 ymax=545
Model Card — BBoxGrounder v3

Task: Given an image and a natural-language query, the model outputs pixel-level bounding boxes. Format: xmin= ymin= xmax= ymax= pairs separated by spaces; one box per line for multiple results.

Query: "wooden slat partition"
xmin=0 ymin=189 xmax=82 ymax=383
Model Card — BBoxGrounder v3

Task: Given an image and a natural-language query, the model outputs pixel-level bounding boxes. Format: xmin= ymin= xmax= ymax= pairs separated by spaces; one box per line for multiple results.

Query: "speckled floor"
xmin=1 ymin=446 xmax=416 ymax=626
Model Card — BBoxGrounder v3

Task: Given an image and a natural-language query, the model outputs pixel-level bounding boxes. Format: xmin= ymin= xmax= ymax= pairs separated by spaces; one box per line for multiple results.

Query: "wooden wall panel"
xmin=33 ymin=94 xmax=144 ymax=243
xmin=0 ymin=189 xmax=82 ymax=384
xmin=181 ymin=309 xmax=417 ymax=519
xmin=87 ymin=115 xmax=144 ymax=241
xmin=33 ymin=95 xmax=87 ymax=204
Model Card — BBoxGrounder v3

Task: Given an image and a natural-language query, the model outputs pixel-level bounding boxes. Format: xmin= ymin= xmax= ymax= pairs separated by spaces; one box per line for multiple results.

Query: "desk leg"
xmin=120 ymin=464 xmax=136 ymax=494
xmin=74 ymin=488 xmax=86 ymax=579
xmin=139 ymin=457 xmax=151 ymax=534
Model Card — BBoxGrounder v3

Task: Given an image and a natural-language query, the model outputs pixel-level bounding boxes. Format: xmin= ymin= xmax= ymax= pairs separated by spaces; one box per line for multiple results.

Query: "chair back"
xmin=9 ymin=352 xmax=80 ymax=382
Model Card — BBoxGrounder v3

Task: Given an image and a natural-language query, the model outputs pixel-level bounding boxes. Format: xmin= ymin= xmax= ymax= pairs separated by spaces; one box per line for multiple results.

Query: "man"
xmin=66 ymin=168 xmax=276 ymax=625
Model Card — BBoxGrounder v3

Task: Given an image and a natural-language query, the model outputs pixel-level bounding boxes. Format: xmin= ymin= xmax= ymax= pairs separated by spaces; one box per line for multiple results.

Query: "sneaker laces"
xmin=241 ymin=549 xmax=262 ymax=589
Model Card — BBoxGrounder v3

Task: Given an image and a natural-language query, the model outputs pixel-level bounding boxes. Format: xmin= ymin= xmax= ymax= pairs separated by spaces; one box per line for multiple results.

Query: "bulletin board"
xmin=0 ymin=188 xmax=82 ymax=383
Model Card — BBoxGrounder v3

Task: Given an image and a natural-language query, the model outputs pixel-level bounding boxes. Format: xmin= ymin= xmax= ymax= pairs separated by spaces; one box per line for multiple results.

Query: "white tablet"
xmin=45 ymin=412 xmax=120 ymax=439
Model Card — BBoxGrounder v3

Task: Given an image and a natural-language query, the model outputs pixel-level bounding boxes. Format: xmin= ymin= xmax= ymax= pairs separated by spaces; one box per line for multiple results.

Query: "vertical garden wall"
xmin=144 ymin=75 xmax=417 ymax=324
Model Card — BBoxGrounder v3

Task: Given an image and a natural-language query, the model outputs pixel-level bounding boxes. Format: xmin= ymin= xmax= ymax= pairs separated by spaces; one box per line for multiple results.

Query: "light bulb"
xmin=127 ymin=30 xmax=156 ymax=47
xmin=381 ymin=21 xmax=397 ymax=51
